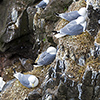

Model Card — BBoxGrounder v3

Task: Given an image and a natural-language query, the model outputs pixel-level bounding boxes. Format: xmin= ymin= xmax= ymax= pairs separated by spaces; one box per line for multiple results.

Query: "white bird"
xmin=55 ymin=7 xmax=87 ymax=21
xmin=33 ymin=46 xmax=56 ymax=67
xmin=0 ymin=77 xmax=5 ymax=92
xmin=35 ymin=0 xmax=49 ymax=8
xmin=54 ymin=15 xmax=88 ymax=38
xmin=13 ymin=69 xmax=39 ymax=88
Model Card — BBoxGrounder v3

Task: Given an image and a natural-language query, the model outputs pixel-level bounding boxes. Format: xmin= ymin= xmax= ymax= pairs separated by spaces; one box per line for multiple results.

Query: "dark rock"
xmin=67 ymin=83 xmax=79 ymax=99
xmin=57 ymin=80 xmax=79 ymax=100
xmin=0 ymin=0 xmax=28 ymax=51
xmin=28 ymin=90 xmax=42 ymax=100
xmin=57 ymin=81 xmax=67 ymax=100
xmin=87 ymin=5 xmax=100 ymax=36
xmin=95 ymin=73 xmax=100 ymax=86
xmin=81 ymin=86 xmax=93 ymax=100
xmin=82 ymin=70 xmax=92 ymax=86
xmin=0 ymin=0 xmax=3 ymax=3
xmin=0 ymin=0 xmax=41 ymax=52
xmin=44 ymin=78 xmax=56 ymax=89
xmin=81 ymin=69 xmax=98 ymax=100
xmin=1 ymin=8 xmax=29 ymax=43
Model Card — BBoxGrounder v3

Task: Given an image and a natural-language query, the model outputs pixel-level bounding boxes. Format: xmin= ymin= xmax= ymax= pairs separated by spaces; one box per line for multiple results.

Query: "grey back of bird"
xmin=60 ymin=11 xmax=80 ymax=21
xmin=60 ymin=21 xmax=84 ymax=36
xmin=18 ymin=74 xmax=32 ymax=88
xmin=37 ymin=51 xmax=56 ymax=66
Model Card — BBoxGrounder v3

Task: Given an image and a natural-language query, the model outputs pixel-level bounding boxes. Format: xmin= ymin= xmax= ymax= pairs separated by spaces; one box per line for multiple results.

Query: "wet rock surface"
xmin=0 ymin=0 xmax=100 ymax=100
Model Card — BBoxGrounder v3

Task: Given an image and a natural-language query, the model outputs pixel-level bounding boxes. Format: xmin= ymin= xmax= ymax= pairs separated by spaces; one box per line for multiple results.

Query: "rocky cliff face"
xmin=0 ymin=0 xmax=100 ymax=100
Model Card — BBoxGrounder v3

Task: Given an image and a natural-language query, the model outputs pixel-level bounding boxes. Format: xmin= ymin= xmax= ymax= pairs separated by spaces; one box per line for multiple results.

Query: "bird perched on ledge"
xmin=13 ymin=69 xmax=39 ymax=88
xmin=55 ymin=7 xmax=87 ymax=21
xmin=33 ymin=46 xmax=57 ymax=67
xmin=53 ymin=14 xmax=88 ymax=38
xmin=35 ymin=0 xmax=49 ymax=9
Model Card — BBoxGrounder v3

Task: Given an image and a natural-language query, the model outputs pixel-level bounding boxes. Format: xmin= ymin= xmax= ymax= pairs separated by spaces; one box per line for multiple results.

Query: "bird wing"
xmin=38 ymin=51 xmax=47 ymax=61
xmin=60 ymin=20 xmax=83 ymax=35
xmin=19 ymin=74 xmax=30 ymax=86
xmin=36 ymin=1 xmax=47 ymax=8
xmin=37 ymin=53 xmax=56 ymax=66
xmin=60 ymin=11 xmax=80 ymax=21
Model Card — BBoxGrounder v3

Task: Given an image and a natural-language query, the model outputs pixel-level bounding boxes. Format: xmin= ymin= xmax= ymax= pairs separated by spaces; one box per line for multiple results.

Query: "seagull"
xmin=13 ymin=69 xmax=39 ymax=88
xmin=35 ymin=0 xmax=49 ymax=8
xmin=55 ymin=7 xmax=87 ymax=21
xmin=53 ymin=15 xmax=88 ymax=38
xmin=0 ymin=77 xmax=5 ymax=92
xmin=33 ymin=46 xmax=56 ymax=67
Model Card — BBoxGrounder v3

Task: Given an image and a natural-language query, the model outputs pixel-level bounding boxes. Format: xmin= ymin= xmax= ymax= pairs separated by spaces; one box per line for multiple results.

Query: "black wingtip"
xmin=33 ymin=6 xmax=36 ymax=8
xmin=13 ymin=68 xmax=16 ymax=73
xmin=32 ymin=62 xmax=38 ymax=65
xmin=54 ymin=12 xmax=59 ymax=17
xmin=52 ymin=31 xmax=60 ymax=34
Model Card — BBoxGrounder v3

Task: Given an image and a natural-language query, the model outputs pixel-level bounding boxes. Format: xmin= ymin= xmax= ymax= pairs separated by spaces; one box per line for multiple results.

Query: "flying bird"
xmin=33 ymin=46 xmax=56 ymax=67
xmin=35 ymin=0 xmax=49 ymax=8
xmin=13 ymin=69 xmax=39 ymax=88
xmin=0 ymin=77 xmax=5 ymax=92
xmin=55 ymin=7 xmax=87 ymax=21
xmin=53 ymin=15 xmax=88 ymax=38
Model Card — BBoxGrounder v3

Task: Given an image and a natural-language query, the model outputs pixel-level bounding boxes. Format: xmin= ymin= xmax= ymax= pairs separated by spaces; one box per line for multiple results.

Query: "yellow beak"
xmin=32 ymin=83 xmax=34 ymax=87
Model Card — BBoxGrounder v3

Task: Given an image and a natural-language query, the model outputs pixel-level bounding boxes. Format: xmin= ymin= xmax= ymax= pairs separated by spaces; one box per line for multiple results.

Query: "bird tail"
xmin=54 ymin=33 xmax=66 ymax=38
xmin=33 ymin=65 xmax=42 ymax=67
xmin=32 ymin=62 xmax=42 ymax=67
xmin=52 ymin=31 xmax=60 ymax=34
xmin=54 ymin=12 xmax=59 ymax=17
xmin=52 ymin=31 xmax=66 ymax=38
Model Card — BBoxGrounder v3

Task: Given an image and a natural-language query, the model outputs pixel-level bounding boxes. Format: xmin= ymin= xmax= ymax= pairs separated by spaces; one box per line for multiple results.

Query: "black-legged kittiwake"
xmin=53 ymin=15 xmax=88 ymax=38
xmin=13 ymin=69 xmax=39 ymax=88
xmin=0 ymin=77 xmax=5 ymax=92
xmin=35 ymin=0 xmax=49 ymax=8
xmin=55 ymin=7 xmax=87 ymax=21
xmin=33 ymin=46 xmax=56 ymax=67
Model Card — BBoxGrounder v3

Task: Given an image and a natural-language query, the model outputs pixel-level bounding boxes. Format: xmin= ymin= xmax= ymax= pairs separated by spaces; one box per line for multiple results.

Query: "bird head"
xmin=46 ymin=47 xmax=56 ymax=54
xmin=28 ymin=75 xmax=39 ymax=88
xmin=78 ymin=7 xmax=88 ymax=16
